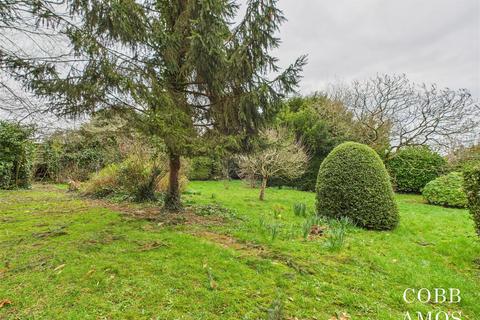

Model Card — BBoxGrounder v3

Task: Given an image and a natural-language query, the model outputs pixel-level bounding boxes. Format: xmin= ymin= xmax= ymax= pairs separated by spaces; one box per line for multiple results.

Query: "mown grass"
xmin=0 ymin=181 xmax=479 ymax=319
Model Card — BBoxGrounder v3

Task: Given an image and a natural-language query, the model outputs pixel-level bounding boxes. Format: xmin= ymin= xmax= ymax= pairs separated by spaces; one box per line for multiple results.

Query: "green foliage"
xmin=316 ymin=142 xmax=399 ymax=230
xmin=324 ymin=217 xmax=352 ymax=251
xmin=192 ymin=204 xmax=237 ymax=219
xmin=0 ymin=121 xmax=35 ymax=189
xmin=386 ymin=146 xmax=447 ymax=193
xmin=83 ymin=154 xmax=189 ymax=202
xmin=31 ymin=0 xmax=306 ymax=210
xmin=422 ymin=172 xmax=467 ymax=208
xmin=464 ymin=166 xmax=480 ymax=237
xmin=35 ymin=114 xmax=135 ymax=182
xmin=302 ymin=215 xmax=324 ymax=240
xmin=293 ymin=202 xmax=307 ymax=217
xmin=276 ymin=95 xmax=359 ymax=191
xmin=188 ymin=156 xmax=223 ymax=181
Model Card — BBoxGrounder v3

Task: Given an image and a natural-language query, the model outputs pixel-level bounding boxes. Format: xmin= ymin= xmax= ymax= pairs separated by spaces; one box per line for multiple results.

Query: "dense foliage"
xmin=276 ymin=95 xmax=361 ymax=190
xmin=29 ymin=0 xmax=305 ymax=211
xmin=0 ymin=121 xmax=35 ymax=189
xmin=83 ymin=155 xmax=188 ymax=202
xmin=34 ymin=114 xmax=141 ymax=182
xmin=464 ymin=166 xmax=480 ymax=237
xmin=422 ymin=172 xmax=467 ymax=208
xmin=386 ymin=146 xmax=446 ymax=193
xmin=188 ymin=156 xmax=223 ymax=181
xmin=316 ymin=142 xmax=399 ymax=230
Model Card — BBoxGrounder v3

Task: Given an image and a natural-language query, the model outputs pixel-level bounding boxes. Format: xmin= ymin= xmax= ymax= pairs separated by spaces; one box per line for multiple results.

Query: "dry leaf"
xmin=330 ymin=312 xmax=351 ymax=320
xmin=209 ymin=279 xmax=218 ymax=290
xmin=0 ymin=299 xmax=12 ymax=308
xmin=53 ymin=264 xmax=66 ymax=271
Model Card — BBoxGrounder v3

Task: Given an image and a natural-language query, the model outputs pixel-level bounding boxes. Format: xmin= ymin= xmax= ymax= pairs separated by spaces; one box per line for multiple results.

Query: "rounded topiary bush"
xmin=422 ymin=172 xmax=467 ymax=208
xmin=386 ymin=146 xmax=446 ymax=193
xmin=316 ymin=142 xmax=399 ymax=230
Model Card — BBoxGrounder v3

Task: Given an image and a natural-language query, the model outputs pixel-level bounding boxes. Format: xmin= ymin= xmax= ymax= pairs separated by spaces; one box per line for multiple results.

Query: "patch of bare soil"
xmin=193 ymin=231 xmax=315 ymax=275
xmin=195 ymin=231 xmax=266 ymax=255
xmin=85 ymin=198 xmax=226 ymax=227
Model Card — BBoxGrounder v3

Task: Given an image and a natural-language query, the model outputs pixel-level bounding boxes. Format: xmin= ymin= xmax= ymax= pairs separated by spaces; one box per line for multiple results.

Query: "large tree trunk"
xmin=259 ymin=176 xmax=268 ymax=201
xmin=165 ymin=153 xmax=182 ymax=211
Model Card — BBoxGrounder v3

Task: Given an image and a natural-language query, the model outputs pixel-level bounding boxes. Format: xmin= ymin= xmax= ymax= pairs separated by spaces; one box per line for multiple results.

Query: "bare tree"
xmin=0 ymin=0 xmax=73 ymax=126
xmin=237 ymin=128 xmax=309 ymax=200
xmin=331 ymin=74 xmax=480 ymax=157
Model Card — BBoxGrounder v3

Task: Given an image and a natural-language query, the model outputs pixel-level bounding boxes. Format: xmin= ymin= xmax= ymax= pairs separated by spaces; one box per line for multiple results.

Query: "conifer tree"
xmin=30 ymin=0 xmax=307 ymax=210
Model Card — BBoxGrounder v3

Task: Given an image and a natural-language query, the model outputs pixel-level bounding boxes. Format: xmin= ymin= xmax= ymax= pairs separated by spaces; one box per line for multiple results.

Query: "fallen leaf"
xmin=53 ymin=264 xmax=66 ymax=271
xmin=209 ymin=279 xmax=218 ymax=290
xmin=0 ymin=299 xmax=12 ymax=308
xmin=330 ymin=312 xmax=351 ymax=320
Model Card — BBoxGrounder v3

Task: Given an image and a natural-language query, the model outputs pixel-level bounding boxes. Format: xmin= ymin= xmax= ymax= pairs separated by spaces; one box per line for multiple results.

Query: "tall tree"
xmin=26 ymin=0 xmax=306 ymax=210
xmin=330 ymin=74 xmax=479 ymax=157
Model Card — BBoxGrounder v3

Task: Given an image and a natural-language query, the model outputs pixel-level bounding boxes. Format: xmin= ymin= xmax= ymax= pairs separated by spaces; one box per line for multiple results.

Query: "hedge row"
xmin=464 ymin=166 xmax=480 ymax=237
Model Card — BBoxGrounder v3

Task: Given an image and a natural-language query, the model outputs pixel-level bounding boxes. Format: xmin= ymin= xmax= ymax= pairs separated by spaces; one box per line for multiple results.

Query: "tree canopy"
xmin=22 ymin=0 xmax=306 ymax=210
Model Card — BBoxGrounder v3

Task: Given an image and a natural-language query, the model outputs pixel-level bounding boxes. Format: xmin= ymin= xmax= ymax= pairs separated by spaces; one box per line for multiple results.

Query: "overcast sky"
xmin=272 ymin=0 xmax=480 ymax=99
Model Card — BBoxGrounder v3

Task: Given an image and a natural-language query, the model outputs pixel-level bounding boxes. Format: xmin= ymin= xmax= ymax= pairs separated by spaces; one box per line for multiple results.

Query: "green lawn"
xmin=0 ymin=181 xmax=479 ymax=319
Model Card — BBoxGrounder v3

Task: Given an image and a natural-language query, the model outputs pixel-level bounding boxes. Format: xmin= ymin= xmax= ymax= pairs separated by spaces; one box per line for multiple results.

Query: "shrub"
xmin=316 ymin=142 xmax=399 ymax=230
xmin=0 ymin=121 xmax=35 ymax=189
xmin=422 ymin=172 xmax=467 ymax=208
xmin=156 ymin=174 xmax=189 ymax=194
xmin=386 ymin=146 xmax=447 ymax=193
xmin=464 ymin=166 xmax=480 ymax=237
xmin=188 ymin=156 xmax=223 ymax=180
xmin=83 ymin=155 xmax=189 ymax=201
xmin=82 ymin=163 xmax=121 ymax=197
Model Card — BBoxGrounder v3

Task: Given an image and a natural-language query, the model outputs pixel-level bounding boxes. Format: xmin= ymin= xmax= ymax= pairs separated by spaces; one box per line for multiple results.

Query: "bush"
xmin=156 ymin=174 xmax=189 ymax=194
xmin=386 ymin=146 xmax=446 ymax=193
xmin=34 ymin=112 xmax=138 ymax=182
xmin=83 ymin=155 xmax=188 ymax=201
xmin=276 ymin=95 xmax=362 ymax=191
xmin=82 ymin=163 xmax=121 ymax=197
xmin=464 ymin=166 xmax=480 ymax=237
xmin=422 ymin=172 xmax=467 ymax=208
xmin=316 ymin=142 xmax=399 ymax=230
xmin=0 ymin=121 xmax=35 ymax=189
xmin=188 ymin=156 xmax=223 ymax=180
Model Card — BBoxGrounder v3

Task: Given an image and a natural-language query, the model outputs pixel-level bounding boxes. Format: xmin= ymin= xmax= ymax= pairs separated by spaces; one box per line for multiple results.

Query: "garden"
xmin=1 ymin=1 xmax=479 ymax=319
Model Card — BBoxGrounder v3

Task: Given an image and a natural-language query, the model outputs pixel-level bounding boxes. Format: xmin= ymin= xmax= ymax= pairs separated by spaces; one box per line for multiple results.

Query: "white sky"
xmin=272 ymin=0 xmax=480 ymax=98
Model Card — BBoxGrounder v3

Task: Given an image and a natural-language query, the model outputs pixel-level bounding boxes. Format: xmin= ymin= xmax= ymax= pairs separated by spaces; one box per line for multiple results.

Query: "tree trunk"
xmin=165 ymin=153 xmax=182 ymax=211
xmin=259 ymin=176 xmax=268 ymax=201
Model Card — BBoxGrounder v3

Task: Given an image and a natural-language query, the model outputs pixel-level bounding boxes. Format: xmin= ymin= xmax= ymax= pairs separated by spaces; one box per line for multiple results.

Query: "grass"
xmin=1 ymin=181 xmax=479 ymax=319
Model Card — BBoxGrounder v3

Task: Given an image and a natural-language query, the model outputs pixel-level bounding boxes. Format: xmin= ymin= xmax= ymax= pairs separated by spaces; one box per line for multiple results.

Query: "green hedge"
xmin=316 ymin=142 xmax=399 ymax=230
xmin=0 ymin=121 xmax=35 ymax=189
xmin=464 ymin=166 xmax=480 ymax=237
xmin=422 ymin=172 xmax=467 ymax=208
xmin=386 ymin=146 xmax=446 ymax=193
xmin=188 ymin=156 xmax=223 ymax=180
